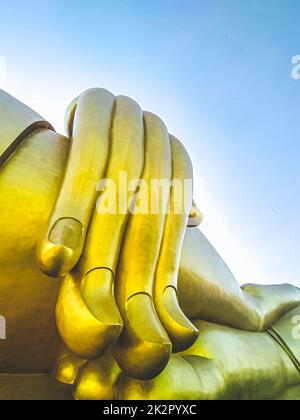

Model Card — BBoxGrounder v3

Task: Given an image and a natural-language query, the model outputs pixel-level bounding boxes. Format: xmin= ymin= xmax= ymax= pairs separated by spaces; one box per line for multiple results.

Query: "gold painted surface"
xmin=56 ymin=307 xmax=300 ymax=400
xmin=117 ymin=307 xmax=300 ymax=400
xmin=0 ymin=375 xmax=71 ymax=400
xmin=0 ymin=88 xmax=299 ymax=400
xmin=0 ymin=127 xmax=69 ymax=372
xmin=277 ymin=385 xmax=300 ymax=400
xmin=268 ymin=306 xmax=300 ymax=371
xmin=179 ymin=228 xmax=300 ymax=331
xmin=0 ymin=89 xmax=53 ymax=167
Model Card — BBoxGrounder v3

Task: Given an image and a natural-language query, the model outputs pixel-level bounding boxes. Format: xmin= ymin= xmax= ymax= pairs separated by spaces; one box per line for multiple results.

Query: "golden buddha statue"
xmin=0 ymin=88 xmax=299 ymax=400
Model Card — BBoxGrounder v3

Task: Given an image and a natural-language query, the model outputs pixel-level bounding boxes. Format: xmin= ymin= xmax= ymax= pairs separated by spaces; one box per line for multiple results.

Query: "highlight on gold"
xmin=0 ymin=87 xmax=299 ymax=400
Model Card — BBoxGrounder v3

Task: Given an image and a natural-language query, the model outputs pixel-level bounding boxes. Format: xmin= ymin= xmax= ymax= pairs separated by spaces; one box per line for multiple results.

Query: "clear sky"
xmin=0 ymin=0 xmax=299 ymax=286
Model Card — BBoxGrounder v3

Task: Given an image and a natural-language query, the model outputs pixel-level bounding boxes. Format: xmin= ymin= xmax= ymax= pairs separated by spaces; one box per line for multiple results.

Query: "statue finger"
xmin=37 ymin=88 xmax=115 ymax=277
xmin=73 ymin=351 xmax=121 ymax=400
xmin=113 ymin=112 xmax=172 ymax=380
xmin=55 ymin=269 xmax=123 ymax=359
xmin=154 ymin=135 xmax=199 ymax=353
xmin=79 ymin=95 xmax=144 ymax=347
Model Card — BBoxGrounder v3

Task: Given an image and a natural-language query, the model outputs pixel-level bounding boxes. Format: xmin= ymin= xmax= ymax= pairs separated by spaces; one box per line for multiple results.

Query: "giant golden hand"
xmin=55 ymin=227 xmax=300 ymax=400
xmin=36 ymin=89 xmax=201 ymax=380
xmin=0 ymin=88 xmax=299 ymax=400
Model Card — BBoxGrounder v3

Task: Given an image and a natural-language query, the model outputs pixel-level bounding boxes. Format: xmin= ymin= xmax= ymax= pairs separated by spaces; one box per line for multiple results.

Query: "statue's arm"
xmin=178 ymin=227 xmax=300 ymax=331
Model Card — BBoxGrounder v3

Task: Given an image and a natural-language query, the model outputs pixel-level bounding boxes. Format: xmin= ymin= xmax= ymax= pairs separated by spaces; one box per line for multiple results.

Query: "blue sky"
xmin=0 ymin=0 xmax=299 ymax=286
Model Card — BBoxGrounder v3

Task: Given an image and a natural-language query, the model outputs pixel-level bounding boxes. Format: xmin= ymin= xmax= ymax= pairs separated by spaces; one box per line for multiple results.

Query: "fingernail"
xmin=82 ymin=269 xmax=123 ymax=327
xmin=161 ymin=286 xmax=199 ymax=352
xmin=113 ymin=293 xmax=171 ymax=380
xmin=49 ymin=218 xmax=83 ymax=249
xmin=126 ymin=293 xmax=170 ymax=344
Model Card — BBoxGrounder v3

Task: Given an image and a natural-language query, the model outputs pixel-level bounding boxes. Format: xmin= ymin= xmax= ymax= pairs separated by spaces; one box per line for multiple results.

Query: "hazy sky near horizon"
xmin=0 ymin=0 xmax=299 ymax=286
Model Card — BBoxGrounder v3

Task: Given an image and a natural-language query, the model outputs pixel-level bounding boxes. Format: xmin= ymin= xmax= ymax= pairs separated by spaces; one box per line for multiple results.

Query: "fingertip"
xmin=37 ymin=217 xmax=84 ymax=277
xmin=159 ymin=286 xmax=199 ymax=353
xmin=55 ymin=354 xmax=86 ymax=385
xmin=38 ymin=242 xmax=74 ymax=277
xmin=188 ymin=201 xmax=203 ymax=227
xmin=113 ymin=337 xmax=171 ymax=381
xmin=73 ymin=354 xmax=121 ymax=400
xmin=56 ymin=273 xmax=123 ymax=360
xmin=113 ymin=293 xmax=172 ymax=380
